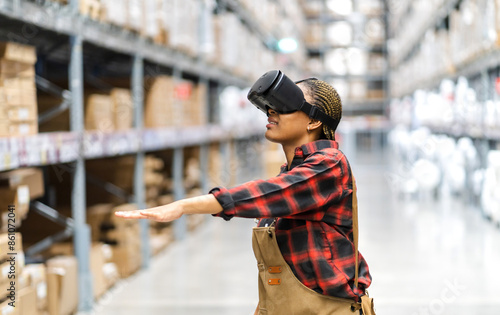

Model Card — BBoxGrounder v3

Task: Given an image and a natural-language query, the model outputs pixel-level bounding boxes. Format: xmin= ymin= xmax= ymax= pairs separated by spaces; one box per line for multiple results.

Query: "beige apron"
xmin=251 ymin=179 xmax=376 ymax=315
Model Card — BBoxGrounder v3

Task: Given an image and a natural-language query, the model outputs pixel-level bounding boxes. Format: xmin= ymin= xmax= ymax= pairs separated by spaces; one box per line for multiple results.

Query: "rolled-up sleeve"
xmin=210 ymin=151 xmax=350 ymax=221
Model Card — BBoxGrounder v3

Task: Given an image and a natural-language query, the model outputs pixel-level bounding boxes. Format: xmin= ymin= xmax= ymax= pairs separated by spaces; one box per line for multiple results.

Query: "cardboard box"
xmin=0 ymin=232 xmax=23 ymax=260
xmin=0 ymin=185 xmax=30 ymax=223
xmin=0 ymin=42 xmax=36 ymax=65
xmin=79 ymin=0 xmax=104 ymax=20
xmin=0 ymin=233 xmax=24 ymax=302
xmin=0 ymin=60 xmax=35 ymax=78
xmin=47 ymin=242 xmax=110 ymax=299
xmin=102 ymin=261 xmax=119 ymax=290
xmin=144 ymin=76 xmax=174 ymax=128
xmin=46 ymin=256 xmax=78 ymax=315
xmin=111 ymin=244 xmax=141 ymax=278
xmin=87 ymin=203 xmax=114 ymax=242
xmin=110 ymin=88 xmax=133 ymax=131
xmin=85 ymin=94 xmax=114 ymax=132
xmin=1 ymin=87 xmax=23 ymax=106
xmin=5 ymin=106 xmax=37 ymax=122
xmin=18 ymin=286 xmax=37 ymax=315
xmin=0 ymin=298 xmax=19 ymax=315
xmin=0 ymin=120 xmax=38 ymax=137
xmin=144 ymin=155 xmax=164 ymax=170
xmin=0 ymin=168 xmax=45 ymax=199
xmin=144 ymin=171 xmax=163 ymax=187
xmin=22 ymin=264 xmax=47 ymax=313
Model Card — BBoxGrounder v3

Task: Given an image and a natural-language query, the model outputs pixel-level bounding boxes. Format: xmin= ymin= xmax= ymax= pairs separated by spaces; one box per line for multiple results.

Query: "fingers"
xmin=114 ymin=209 xmax=163 ymax=221
xmin=115 ymin=210 xmax=149 ymax=219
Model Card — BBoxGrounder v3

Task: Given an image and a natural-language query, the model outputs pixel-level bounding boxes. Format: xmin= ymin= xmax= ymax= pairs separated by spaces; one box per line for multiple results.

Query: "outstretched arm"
xmin=114 ymin=194 xmax=223 ymax=222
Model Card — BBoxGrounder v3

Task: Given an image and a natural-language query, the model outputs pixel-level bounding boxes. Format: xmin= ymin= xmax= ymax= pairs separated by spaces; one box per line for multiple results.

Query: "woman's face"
xmin=264 ymin=84 xmax=314 ymax=145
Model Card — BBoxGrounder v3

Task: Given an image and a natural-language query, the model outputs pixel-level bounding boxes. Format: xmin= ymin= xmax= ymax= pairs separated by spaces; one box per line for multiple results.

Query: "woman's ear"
xmin=307 ymin=119 xmax=323 ymax=132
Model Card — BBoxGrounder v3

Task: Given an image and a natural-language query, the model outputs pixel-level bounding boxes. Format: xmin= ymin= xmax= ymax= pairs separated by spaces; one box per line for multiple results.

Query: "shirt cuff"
xmin=209 ymin=186 xmax=236 ymax=221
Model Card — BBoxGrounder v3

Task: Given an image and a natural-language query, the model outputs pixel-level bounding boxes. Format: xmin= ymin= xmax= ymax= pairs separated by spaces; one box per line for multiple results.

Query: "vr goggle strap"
xmin=299 ymin=101 xmax=340 ymax=131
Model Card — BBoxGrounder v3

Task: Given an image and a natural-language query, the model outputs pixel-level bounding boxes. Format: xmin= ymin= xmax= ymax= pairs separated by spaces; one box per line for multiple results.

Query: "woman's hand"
xmin=114 ymin=194 xmax=223 ymax=222
xmin=115 ymin=201 xmax=183 ymax=222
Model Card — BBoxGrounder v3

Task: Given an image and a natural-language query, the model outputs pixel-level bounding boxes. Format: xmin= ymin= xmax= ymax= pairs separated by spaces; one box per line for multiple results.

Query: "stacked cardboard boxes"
xmin=79 ymin=0 xmax=105 ymax=20
xmin=0 ymin=232 xmax=26 ymax=315
xmin=149 ymin=193 xmax=174 ymax=256
xmin=0 ymin=42 xmax=38 ymax=137
xmin=144 ymin=155 xmax=166 ymax=205
xmin=85 ymin=94 xmax=114 ymax=132
xmin=45 ymin=242 xmax=119 ymax=299
xmin=0 ymin=168 xmax=44 ymax=232
xmin=22 ymin=264 xmax=48 ymax=315
xmin=145 ymin=76 xmax=208 ymax=128
xmin=87 ymin=203 xmax=142 ymax=278
xmin=144 ymin=76 xmax=175 ymax=128
xmin=85 ymin=88 xmax=133 ymax=132
xmin=46 ymin=256 xmax=78 ymax=315
xmin=111 ymin=88 xmax=133 ymax=131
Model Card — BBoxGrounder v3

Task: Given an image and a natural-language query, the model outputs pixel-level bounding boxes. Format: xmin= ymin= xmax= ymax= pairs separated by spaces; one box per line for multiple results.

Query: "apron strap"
xmin=352 ymin=176 xmax=359 ymax=289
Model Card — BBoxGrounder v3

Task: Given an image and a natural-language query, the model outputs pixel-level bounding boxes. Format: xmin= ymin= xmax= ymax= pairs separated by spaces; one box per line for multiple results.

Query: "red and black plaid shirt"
xmin=210 ymin=140 xmax=372 ymax=300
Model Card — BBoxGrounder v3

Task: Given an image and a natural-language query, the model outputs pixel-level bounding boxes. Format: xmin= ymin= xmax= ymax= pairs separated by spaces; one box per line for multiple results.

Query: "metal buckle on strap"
xmin=267 ymin=219 xmax=277 ymax=237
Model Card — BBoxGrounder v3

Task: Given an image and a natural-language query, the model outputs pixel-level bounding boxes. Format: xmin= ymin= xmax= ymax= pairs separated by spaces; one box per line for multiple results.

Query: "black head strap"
xmin=299 ymin=101 xmax=340 ymax=131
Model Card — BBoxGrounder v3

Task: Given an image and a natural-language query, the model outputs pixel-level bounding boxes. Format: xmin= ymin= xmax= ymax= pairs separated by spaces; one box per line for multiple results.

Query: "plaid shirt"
xmin=210 ymin=140 xmax=372 ymax=300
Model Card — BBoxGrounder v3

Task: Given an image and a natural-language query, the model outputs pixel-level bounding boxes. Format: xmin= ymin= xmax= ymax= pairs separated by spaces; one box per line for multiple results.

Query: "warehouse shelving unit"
xmin=0 ymin=0 xmax=305 ymax=312
xmin=388 ymin=0 xmax=500 ymax=226
xmin=302 ymin=0 xmax=390 ymax=116
xmin=388 ymin=0 xmax=500 ymax=133
xmin=389 ymin=0 xmax=461 ymax=70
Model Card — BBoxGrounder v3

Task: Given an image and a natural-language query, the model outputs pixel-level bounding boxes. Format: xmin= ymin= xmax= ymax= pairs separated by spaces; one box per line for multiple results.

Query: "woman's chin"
xmin=264 ymin=131 xmax=281 ymax=143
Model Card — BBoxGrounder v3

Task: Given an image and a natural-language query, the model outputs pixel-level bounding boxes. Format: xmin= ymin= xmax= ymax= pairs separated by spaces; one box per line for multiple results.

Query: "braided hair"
xmin=298 ymin=79 xmax=342 ymax=140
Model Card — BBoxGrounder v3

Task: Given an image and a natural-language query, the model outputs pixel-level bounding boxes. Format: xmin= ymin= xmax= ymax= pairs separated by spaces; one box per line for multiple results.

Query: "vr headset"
xmin=247 ymin=70 xmax=340 ymax=130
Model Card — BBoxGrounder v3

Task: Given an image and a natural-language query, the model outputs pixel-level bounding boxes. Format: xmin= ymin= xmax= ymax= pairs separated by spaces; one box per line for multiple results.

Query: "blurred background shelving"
xmin=1 ymin=0 xmax=500 ymax=315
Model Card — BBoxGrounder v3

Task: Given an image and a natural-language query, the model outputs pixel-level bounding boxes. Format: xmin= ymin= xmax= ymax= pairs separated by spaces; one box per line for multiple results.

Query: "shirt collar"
xmin=282 ymin=140 xmax=339 ymax=172
xmin=295 ymin=140 xmax=339 ymax=157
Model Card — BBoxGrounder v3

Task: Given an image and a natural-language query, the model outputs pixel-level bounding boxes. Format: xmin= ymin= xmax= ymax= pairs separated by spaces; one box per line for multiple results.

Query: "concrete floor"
xmin=84 ymin=149 xmax=500 ymax=315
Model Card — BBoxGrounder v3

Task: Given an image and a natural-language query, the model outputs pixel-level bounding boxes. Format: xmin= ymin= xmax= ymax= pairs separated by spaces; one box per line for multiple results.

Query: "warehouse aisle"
xmin=87 ymin=149 xmax=500 ymax=315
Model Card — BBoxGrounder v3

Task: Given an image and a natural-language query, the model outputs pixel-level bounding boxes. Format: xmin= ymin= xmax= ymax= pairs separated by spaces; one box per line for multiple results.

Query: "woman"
xmin=116 ymin=74 xmax=374 ymax=314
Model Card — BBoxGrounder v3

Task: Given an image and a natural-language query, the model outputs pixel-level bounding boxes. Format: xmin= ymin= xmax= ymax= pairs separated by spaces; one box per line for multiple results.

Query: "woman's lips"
xmin=266 ymin=119 xmax=278 ymax=129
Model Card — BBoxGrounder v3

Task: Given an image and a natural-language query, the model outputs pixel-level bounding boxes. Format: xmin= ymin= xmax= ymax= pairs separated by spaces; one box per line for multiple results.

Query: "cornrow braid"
xmin=298 ymin=79 xmax=342 ymax=140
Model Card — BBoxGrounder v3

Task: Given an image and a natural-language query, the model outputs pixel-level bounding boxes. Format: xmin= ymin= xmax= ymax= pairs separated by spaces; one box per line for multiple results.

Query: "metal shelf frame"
xmin=0 ymin=0 xmax=249 ymax=87
xmin=393 ymin=48 xmax=500 ymax=99
xmin=389 ymin=0 xmax=460 ymax=69
xmin=0 ymin=0 xmax=273 ymax=312
xmin=305 ymin=0 xmax=390 ymax=116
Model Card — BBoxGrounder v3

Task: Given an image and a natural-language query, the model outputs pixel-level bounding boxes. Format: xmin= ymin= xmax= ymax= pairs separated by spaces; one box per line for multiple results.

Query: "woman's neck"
xmin=281 ymin=135 xmax=320 ymax=170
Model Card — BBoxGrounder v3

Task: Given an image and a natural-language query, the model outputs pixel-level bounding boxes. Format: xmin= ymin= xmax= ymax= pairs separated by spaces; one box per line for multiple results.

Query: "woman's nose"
xmin=267 ymin=108 xmax=278 ymax=117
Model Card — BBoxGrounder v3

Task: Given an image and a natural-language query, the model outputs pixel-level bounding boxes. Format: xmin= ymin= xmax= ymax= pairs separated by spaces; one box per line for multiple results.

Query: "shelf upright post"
xmin=172 ymin=67 xmax=187 ymax=240
xmin=382 ymin=0 xmax=390 ymax=115
xmin=198 ymin=0 xmax=211 ymax=196
xmin=69 ymin=0 xmax=93 ymax=311
xmin=199 ymin=76 xmax=210 ymax=195
xmin=132 ymin=52 xmax=150 ymax=268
